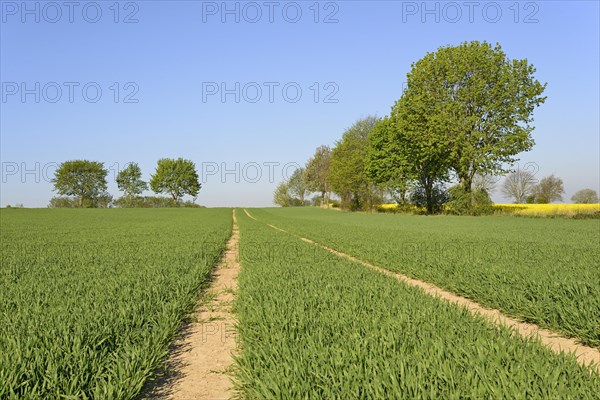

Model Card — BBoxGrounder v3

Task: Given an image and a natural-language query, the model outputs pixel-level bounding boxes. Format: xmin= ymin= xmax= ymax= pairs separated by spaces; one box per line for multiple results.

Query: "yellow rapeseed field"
xmin=376 ymin=204 xmax=425 ymax=213
xmin=378 ymin=203 xmax=600 ymax=217
xmin=493 ymin=203 xmax=600 ymax=217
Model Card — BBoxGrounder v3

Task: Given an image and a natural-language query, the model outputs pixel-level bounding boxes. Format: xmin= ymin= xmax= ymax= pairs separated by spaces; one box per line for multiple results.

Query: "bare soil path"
xmin=147 ymin=209 xmax=240 ymax=399
xmin=244 ymin=209 xmax=600 ymax=375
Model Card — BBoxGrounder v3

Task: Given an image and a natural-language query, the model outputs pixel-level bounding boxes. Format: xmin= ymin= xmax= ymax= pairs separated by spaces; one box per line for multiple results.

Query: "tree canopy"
xmin=390 ymin=93 xmax=452 ymax=212
xmin=52 ymin=160 xmax=108 ymax=208
xmin=149 ymin=158 xmax=201 ymax=204
xmin=273 ymin=181 xmax=291 ymax=207
xmin=571 ymin=189 xmax=599 ymax=204
xmin=366 ymin=117 xmax=415 ymax=205
xmin=532 ymin=175 xmax=564 ymax=204
xmin=359 ymin=41 xmax=547 ymax=213
xmin=501 ymin=169 xmax=537 ymax=203
xmin=287 ymin=168 xmax=307 ymax=204
xmin=273 ymin=169 xmax=307 ymax=207
xmin=303 ymin=145 xmax=331 ymax=206
xmin=329 ymin=116 xmax=380 ymax=210
xmin=116 ymin=163 xmax=148 ymax=206
xmin=402 ymin=41 xmax=546 ymax=193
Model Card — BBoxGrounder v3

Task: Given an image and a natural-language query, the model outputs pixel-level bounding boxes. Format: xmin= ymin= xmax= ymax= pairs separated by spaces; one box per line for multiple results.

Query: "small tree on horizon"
xmin=571 ymin=188 xmax=599 ymax=204
xmin=501 ymin=169 xmax=537 ymax=203
xmin=288 ymin=168 xmax=307 ymax=205
xmin=150 ymin=158 xmax=201 ymax=205
xmin=52 ymin=160 xmax=108 ymax=208
xmin=116 ymin=163 xmax=148 ymax=207
xmin=532 ymin=175 xmax=564 ymax=203
xmin=273 ymin=169 xmax=310 ymax=207
xmin=273 ymin=181 xmax=291 ymax=207
xmin=303 ymin=145 xmax=331 ymax=207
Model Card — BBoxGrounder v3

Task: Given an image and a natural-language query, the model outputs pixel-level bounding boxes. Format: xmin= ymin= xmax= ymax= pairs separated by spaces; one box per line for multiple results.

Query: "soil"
xmin=146 ymin=209 xmax=240 ymax=399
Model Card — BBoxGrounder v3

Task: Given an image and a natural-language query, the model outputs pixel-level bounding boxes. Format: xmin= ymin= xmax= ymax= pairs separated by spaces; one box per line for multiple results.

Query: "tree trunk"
xmin=425 ymin=178 xmax=434 ymax=214
xmin=351 ymin=193 xmax=361 ymax=211
xmin=460 ymin=175 xmax=472 ymax=193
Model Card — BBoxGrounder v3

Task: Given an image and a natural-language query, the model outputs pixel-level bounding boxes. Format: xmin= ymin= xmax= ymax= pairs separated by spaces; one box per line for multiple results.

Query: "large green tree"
xmin=391 ymin=94 xmax=451 ymax=213
xmin=366 ymin=116 xmax=417 ymax=206
xmin=150 ymin=158 xmax=201 ymax=204
xmin=116 ymin=163 xmax=148 ymax=206
xmin=405 ymin=41 xmax=546 ymax=193
xmin=303 ymin=145 xmax=331 ymax=207
xmin=52 ymin=160 xmax=108 ymax=208
xmin=329 ymin=116 xmax=380 ymax=210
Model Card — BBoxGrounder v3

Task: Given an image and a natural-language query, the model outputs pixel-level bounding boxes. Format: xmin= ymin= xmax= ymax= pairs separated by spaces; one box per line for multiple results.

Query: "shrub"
xmin=48 ymin=196 xmax=78 ymax=208
xmin=445 ymin=186 xmax=494 ymax=216
xmin=49 ymin=195 xmax=112 ymax=208
xmin=113 ymin=196 xmax=203 ymax=208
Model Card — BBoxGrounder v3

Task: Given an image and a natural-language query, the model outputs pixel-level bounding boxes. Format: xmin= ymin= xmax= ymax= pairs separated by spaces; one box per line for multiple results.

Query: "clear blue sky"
xmin=1 ymin=0 xmax=598 ymax=207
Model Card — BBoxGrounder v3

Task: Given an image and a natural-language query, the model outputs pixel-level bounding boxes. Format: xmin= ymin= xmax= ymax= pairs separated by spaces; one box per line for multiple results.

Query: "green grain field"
xmin=0 ymin=208 xmax=231 ymax=399
xmin=1 ymin=208 xmax=599 ymax=399
xmin=234 ymin=210 xmax=600 ymax=398
xmin=249 ymin=208 xmax=600 ymax=347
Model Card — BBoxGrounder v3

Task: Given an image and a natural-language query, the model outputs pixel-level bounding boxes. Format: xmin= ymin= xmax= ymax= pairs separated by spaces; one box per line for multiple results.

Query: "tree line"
xmin=275 ymin=41 xmax=598 ymax=213
xmin=49 ymin=158 xmax=202 ymax=208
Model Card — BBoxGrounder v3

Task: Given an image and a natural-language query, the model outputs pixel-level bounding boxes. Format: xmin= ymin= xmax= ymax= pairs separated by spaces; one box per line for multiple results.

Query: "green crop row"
xmin=234 ymin=209 xmax=600 ymax=398
xmin=0 ymin=208 xmax=232 ymax=399
xmin=248 ymin=208 xmax=600 ymax=347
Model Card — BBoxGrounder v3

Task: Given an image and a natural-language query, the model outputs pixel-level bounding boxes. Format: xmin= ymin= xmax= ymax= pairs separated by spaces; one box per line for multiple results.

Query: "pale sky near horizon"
xmin=1 ymin=1 xmax=599 ymax=207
